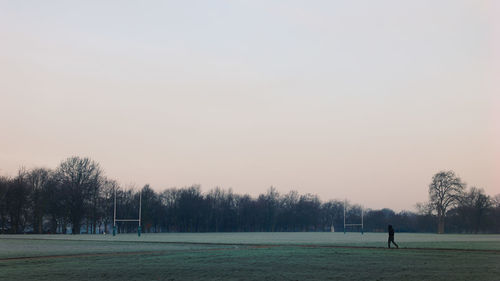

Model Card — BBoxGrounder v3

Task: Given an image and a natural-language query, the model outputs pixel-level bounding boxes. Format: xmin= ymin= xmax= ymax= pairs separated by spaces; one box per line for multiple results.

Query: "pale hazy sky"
xmin=1 ymin=1 xmax=499 ymax=211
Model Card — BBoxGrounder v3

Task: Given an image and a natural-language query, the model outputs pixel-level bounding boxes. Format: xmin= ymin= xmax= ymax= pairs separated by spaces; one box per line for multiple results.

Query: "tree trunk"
xmin=73 ymin=221 xmax=80 ymax=234
xmin=438 ymin=216 xmax=445 ymax=234
xmin=62 ymin=220 xmax=67 ymax=234
xmin=50 ymin=215 xmax=57 ymax=234
xmin=34 ymin=214 xmax=43 ymax=234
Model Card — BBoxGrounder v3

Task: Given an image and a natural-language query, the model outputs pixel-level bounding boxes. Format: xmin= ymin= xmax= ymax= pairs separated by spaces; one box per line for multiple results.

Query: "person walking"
xmin=388 ymin=224 xmax=399 ymax=248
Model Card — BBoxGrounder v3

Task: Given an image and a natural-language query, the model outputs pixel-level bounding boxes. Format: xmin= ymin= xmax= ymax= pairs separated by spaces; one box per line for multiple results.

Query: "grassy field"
xmin=1 ymin=233 xmax=499 ymax=280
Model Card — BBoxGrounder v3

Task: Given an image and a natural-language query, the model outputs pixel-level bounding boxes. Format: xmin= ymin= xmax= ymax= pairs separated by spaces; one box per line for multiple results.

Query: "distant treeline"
xmin=1 ymin=157 xmax=499 ymax=234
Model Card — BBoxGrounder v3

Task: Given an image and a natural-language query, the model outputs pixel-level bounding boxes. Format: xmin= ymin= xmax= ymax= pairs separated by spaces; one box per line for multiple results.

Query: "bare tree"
xmin=493 ymin=194 xmax=500 ymax=208
xmin=5 ymin=169 xmax=31 ymax=233
xmin=428 ymin=171 xmax=465 ymax=234
xmin=26 ymin=168 xmax=52 ymax=233
xmin=100 ymin=179 xmax=118 ymax=234
xmin=0 ymin=176 xmax=9 ymax=233
xmin=321 ymin=200 xmax=344 ymax=232
xmin=55 ymin=156 xmax=103 ymax=234
xmin=456 ymin=187 xmax=491 ymax=233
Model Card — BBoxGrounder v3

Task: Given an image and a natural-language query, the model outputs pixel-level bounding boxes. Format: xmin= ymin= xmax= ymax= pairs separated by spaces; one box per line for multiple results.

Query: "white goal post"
xmin=343 ymin=199 xmax=364 ymax=234
xmin=113 ymin=188 xmax=142 ymax=237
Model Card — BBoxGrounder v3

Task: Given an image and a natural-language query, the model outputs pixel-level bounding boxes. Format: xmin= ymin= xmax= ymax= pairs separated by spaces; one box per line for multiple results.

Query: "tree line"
xmin=1 ymin=157 xmax=499 ymax=234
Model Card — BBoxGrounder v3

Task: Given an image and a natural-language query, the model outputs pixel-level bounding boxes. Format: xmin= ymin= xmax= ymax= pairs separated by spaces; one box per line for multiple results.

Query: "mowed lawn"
xmin=1 ymin=233 xmax=499 ymax=281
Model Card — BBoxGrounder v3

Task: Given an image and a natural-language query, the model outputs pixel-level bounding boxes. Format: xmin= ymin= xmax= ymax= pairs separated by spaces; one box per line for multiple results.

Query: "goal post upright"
xmin=113 ymin=187 xmax=117 ymax=236
xmin=361 ymin=206 xmax=364 ymax=234
xmin=343 ymin=199 xmax=346 ymax=234
xmin=138 ymin=190 xmax=142 ymax=237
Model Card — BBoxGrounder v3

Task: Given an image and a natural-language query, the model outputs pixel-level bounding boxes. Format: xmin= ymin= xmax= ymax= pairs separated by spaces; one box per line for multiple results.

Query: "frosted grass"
xmin=2 ymin=232 xmax=500 ymax=249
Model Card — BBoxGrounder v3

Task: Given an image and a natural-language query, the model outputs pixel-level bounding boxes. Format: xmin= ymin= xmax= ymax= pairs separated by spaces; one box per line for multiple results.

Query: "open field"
xmin=1 ymin=233 xmax=499 ymax=280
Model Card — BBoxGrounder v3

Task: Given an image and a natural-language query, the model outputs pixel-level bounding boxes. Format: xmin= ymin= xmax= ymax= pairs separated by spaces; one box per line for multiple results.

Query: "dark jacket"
xmin=388 ymin=226 xmax=394 ymax=237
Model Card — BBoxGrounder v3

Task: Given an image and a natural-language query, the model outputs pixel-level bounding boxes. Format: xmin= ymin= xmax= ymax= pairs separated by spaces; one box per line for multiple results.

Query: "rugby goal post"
xmin=113 ymin=188 xmax=142 ymax=237
xmin=343 ymin=199 xmax=364 ymax=234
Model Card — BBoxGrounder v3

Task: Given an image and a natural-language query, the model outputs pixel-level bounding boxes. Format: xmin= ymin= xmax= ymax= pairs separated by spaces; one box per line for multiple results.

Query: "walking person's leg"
xmin=391 ymin=239 xmax=399 ymax=249
xmin=394 ymin=240 xmax=399 ymax=248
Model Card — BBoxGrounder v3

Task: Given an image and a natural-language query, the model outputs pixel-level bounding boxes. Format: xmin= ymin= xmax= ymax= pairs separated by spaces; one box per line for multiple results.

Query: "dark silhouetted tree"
xmin=5 ymin=170 xmax=30 ymax=233
xmin=452 ymin=187 xmax=491 ymax=233
xmin=428 ymin=171 xmax=465 ymax=234
xmin=55 ymin=157 xmax=103 ymax=234
xmin=0 ymin=176 xmax=10 ymax=233
xmin=26 ymin=168 xmax=52 ymax=233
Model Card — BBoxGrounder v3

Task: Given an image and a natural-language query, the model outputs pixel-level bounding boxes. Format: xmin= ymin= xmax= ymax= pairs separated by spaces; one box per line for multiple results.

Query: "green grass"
xmin=1 ymin=233 xmax=499 ymax=280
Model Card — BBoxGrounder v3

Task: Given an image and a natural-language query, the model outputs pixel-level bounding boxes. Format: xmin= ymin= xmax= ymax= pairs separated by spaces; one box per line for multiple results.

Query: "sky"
xmin=1 ymin=0 xmax=499 ymax=211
